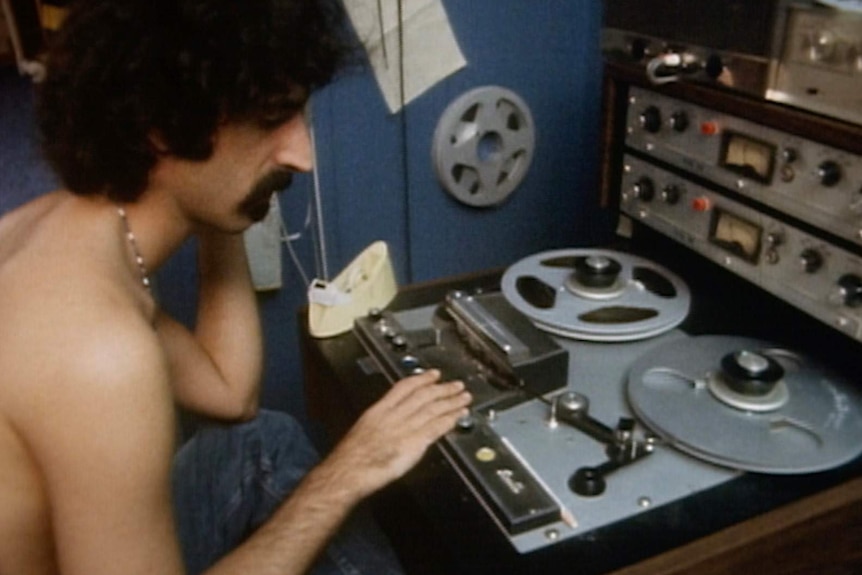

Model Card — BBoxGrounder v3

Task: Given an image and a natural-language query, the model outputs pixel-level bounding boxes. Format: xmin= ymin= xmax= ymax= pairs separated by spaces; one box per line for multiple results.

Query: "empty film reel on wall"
xmin=432 ymin=86 xmax=535 ymax=207
xmin=500 ymin=249 xmax=691 ymax=341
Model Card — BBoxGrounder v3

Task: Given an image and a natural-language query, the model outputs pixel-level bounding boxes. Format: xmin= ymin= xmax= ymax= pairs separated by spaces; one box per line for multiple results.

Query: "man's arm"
xmin=157 ymin=231 xmax=263 ymax=420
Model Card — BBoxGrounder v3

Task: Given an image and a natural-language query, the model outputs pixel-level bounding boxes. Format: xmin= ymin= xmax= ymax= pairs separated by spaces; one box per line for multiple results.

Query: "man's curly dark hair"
xmin=37 ymin=0 xmax=355 ymax=201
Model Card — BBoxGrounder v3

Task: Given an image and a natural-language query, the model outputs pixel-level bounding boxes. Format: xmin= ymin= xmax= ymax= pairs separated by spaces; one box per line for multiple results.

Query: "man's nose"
xmin=274 ymin=113 xmax=314 ymax=173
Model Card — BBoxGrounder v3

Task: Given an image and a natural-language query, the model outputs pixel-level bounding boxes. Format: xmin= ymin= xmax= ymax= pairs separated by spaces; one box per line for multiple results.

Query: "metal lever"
xmin=552 ymin=392 xmax=655 ymax=497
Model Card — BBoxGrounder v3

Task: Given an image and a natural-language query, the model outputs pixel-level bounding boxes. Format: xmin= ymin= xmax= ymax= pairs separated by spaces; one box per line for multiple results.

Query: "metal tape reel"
xmin=627 ymin=335 xmax=862 ymax=474
xmin=432 ymin=86 xmax=535 ymax=207
xmin=500 ymin=249 xmax=691 ymax=342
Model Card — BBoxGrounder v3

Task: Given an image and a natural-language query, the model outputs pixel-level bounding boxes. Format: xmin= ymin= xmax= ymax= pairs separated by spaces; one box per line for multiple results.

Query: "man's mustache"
xmin=254 ymin=169 xmax=294 ymax=197
xmin=239 ymin=169 xmax=294 ymax=213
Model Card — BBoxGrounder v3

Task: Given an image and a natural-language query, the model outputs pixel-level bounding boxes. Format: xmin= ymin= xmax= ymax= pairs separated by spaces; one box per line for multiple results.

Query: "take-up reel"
xmin=627 ymin=335 xmax=862 ymax=474
xmin=500 ymin=249 xmax=691 ymax=341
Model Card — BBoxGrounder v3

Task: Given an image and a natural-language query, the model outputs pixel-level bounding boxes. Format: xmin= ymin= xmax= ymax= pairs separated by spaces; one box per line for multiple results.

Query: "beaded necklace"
xmin=116 ymin=206 xmax=152 ymax=291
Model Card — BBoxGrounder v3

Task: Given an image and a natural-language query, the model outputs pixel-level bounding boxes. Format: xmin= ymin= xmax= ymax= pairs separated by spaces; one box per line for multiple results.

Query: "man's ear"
xmin=147 ymin=131 xmax=171 ymax=155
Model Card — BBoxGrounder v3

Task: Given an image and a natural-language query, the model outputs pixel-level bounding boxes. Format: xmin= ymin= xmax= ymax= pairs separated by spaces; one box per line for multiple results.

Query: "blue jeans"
xmin=172 ymin=410 xmax=405 ymax=575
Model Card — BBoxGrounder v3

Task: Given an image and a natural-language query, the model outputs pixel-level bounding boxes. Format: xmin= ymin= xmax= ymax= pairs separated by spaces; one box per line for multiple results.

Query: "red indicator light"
xmin=700 ymin=121 xmax=719 ymax=136
xmin=691 ymin=196 xmax=711 ymax=212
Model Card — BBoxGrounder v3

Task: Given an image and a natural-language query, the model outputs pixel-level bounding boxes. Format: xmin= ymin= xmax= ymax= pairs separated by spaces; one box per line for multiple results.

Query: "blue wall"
xmin=314 ymin=0 xmax=609 ymax=285
xmin=0 ymin=1 xmax=608 ymax=425
xmin=0 ymin=69 xmax=57 ymax=211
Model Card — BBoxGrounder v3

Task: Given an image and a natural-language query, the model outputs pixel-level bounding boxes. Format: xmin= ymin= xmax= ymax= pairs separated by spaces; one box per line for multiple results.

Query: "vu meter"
xmin=719 ymin=131 xmax=776 ymax=184
xmin=710 ymin=208 xmax=762 ymax=263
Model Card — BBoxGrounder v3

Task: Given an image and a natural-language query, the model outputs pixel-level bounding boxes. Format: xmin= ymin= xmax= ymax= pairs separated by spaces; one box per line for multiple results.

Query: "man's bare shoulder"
xmin=2 ymin=288 xmax=164 ymax=401
xmin=0 ymin=250 xmax=168 ymax=429
xmin=0 ymin=194 xmax=161 ymax=407
xmin=0 ymin=243 xmax=180 ymax=574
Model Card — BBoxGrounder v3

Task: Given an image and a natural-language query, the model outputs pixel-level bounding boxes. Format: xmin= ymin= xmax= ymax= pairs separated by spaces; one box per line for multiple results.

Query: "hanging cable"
xmin=396 ymin=0 xmax=413 ymax=283
xmin=271 ymin=182 xmax=314 ymax=289
xmin=306 ymin=100 xmax=330 ymax=281
xmin=281 ymin=213 xmax=312 ymax=288
xmin=377 ymin=0 xmax=389 ymax=68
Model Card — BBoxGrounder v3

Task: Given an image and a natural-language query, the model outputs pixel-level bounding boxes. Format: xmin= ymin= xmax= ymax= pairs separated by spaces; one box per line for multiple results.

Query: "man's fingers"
xmin=335 ymin=372 xmax=474 ymax=494
xmin=411 ymin=383 xmax=472 ymax=425
xmin=418 ymin=406 xmax=471 ymax=444
xmin=385 ymin=378 xmax=470 ymax=424
xmin=377 ymin=369 xmax=443 ymax=406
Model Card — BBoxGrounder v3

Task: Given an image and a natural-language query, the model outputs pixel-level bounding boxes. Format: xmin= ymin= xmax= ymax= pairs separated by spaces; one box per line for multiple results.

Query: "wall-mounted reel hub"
xmin=432 ymin=86 xmax=535 ymax=207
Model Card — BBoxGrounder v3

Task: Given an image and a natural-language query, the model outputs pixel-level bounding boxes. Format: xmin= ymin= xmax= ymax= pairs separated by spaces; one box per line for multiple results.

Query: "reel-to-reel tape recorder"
xmin=355 ymin=245 xmax=862 ymax=555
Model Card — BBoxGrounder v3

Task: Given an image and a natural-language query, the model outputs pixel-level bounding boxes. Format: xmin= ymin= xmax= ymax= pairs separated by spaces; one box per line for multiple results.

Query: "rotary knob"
xmin=629 ymin=37 xmax=648 ymax=61
xmin=455 ymin=413 xmax=477 ymax=432
xmin=639 ymin=106 xmax=662 ymax=133
xmin=817 ymin=160 xmax=842 ymax=188
xmin=632 ymin=176 xmax=655 ymax=202
xmin=780 ymin=147 xmax=798 ymax=164
xmin=835 ymin=274 xmax=862 ymax=308
xmin=799 ymin=248 xmax=824 ymax=274
xmin=764 ymin=231 xmax=784 ymax=265
xmin=765 ymin=231 xmax=785 ymax=247
xmin=661 ymin=184 xmax=682 ymax=205
xmin=705 ymin=54 xmax=724 ymax=79
xmin=391 ymin=334 xmax=408 ymax=351
xmin=669 ymin=111 xmax=689 ymax=133
xmin=399 ymin=354 xmax=422 ymax=372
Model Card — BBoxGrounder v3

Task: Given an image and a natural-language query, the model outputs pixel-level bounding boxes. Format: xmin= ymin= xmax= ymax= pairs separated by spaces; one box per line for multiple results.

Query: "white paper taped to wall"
xmin=343 ymin=0 xmax=467 ymax=113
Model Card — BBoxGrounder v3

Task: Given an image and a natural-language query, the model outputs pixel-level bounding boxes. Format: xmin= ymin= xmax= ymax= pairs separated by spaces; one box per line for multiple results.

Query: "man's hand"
xmin=325 ymin=370 xmax=471 ymax=499
xmin=210 ymin=370 xmax=470 ymax=574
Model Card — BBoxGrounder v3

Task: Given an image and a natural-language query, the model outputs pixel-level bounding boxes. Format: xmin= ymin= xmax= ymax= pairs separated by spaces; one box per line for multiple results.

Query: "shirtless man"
xmin=0 ymin=1 xmax=471 ymax=573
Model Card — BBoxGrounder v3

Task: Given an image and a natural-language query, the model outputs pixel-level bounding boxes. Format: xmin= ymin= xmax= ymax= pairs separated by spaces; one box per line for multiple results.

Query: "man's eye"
xmin=259 ymin=113 xmax=291 ymax=129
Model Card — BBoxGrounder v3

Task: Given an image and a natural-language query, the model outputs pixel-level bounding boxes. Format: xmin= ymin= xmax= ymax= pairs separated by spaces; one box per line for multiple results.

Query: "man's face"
xmin=151 ymin=112 xmax=313 ymax=233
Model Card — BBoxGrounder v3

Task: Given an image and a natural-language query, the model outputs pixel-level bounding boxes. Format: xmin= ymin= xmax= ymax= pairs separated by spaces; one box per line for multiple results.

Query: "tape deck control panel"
xmin=354 ymin=291 xmax=570 ymax=541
